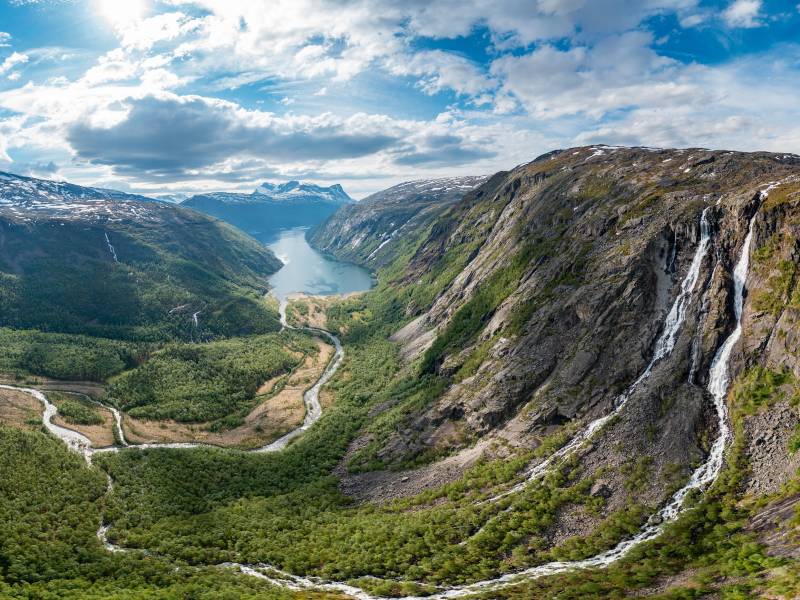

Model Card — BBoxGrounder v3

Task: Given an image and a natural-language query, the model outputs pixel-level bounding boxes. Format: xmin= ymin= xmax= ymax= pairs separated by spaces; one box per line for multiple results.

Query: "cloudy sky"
xmin=0 ymin=0 xmax=799 ymax=198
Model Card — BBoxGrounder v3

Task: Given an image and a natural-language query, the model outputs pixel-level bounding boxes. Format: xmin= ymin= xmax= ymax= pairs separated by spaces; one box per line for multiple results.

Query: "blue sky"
xmin=0 ymin=0 xmax=799 ymax=198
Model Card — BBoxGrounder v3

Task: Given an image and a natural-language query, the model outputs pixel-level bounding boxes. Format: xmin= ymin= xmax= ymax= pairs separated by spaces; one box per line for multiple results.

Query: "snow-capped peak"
xmin=0 ymin=170 xmax=162 ymax=223
xmin=253 ymin=180 xmax=352 ymax=204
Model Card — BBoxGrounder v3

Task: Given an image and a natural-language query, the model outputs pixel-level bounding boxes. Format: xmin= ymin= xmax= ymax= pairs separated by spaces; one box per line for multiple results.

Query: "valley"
xmin=2 ymin=147 xmax=800 ymax=600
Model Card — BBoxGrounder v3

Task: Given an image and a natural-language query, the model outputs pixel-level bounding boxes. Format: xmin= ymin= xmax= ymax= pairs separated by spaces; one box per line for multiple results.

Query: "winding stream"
xmin=0 ymin=203 xmax=762 ymax=599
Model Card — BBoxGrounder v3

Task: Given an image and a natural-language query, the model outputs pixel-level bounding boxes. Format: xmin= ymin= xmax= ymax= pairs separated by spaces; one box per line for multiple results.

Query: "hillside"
xmin=310 ymin=175 xmax=488 ymax=267
xmin=184 ymin=180 xmax=353 ymax=241
xmin=0 ymin=171 xmax=282 ymax=341
xmin=322 ymin=147 xmax=800 ymax=481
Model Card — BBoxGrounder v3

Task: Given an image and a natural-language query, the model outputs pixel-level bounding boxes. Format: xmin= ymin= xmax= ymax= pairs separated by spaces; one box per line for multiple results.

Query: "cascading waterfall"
xmin=104 ymin=232 xmax=118 ymax=263
xmin=393 ymin=205 xmax=757 ymax=600
xmin=1 ymin=204 xmax=763 ymax=600
xmin=488 ymin=207 xmax=713 ymax=502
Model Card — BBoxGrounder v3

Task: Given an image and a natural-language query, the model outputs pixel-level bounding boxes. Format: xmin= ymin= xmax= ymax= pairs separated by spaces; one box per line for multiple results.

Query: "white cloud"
xmin=388 ymin=50 xmax=495 ymax=97
xmin=0 ymin=0 xmax=797 ymax=197
xmin=0 ymin=52 xmax=29 ymax=76
xmin=491 ymin=31 xmax=691 ymax=119
xmin=679 ymin=13 xmax=708 ymax=27
xmin=574 ymin=49 xmax=800 ymax=152
xmin=0 ymin=32 xmax=11 ymax=47
xmin=722 ymin=0 xmax=763 ymax=28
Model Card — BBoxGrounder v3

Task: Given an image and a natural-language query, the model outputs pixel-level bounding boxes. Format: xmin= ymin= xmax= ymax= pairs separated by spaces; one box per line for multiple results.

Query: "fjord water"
xmin=263 ymin=227 xmax=374 ymax=300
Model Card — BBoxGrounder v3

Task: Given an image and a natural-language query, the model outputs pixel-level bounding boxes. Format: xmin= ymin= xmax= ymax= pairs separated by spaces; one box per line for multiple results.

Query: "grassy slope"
xmin=0 ymin=202 xmax=306 ymax=422
xmin=0 ymin=207 xmax=282 ymax=341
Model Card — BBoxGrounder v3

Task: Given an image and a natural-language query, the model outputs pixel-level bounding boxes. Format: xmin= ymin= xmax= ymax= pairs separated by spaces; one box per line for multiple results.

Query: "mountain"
xmin=311 ymin=146 xmax=800 ymax=512
xmin=155 ymin=193 xmax=190 ymax=203
xmin=183 ymin=180 xmax=353 ymax=240
xmin=310 ymin=175 xmax=488 ymax=267
xmin=0 ymin=170 xmax=157 ymax=211
xmin=253 ymin=180 xmax=351 ymax=203
xmin=0 ymin=170 xmax=283 ymax=341
xmin=80 ymin=145 xmax=800 ymax=598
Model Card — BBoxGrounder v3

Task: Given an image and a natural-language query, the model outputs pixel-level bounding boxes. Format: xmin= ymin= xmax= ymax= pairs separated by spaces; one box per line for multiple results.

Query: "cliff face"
xmin=317 ymin=146 xmax=800 ymax=521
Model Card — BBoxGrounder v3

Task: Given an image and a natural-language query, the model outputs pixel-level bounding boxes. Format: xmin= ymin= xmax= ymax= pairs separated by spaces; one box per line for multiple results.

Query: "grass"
xmin=0 ymin=210 xmax=281 ymax=342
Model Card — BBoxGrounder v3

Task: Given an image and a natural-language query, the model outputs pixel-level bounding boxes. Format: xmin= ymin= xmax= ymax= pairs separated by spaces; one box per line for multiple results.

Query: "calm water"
xmin=264 ymin=228 xmax=374 ymax=300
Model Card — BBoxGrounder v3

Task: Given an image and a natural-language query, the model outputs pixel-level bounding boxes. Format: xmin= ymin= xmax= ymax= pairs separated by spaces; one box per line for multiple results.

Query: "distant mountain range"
xmin=182 ymin=181 xmax=353 ymax=240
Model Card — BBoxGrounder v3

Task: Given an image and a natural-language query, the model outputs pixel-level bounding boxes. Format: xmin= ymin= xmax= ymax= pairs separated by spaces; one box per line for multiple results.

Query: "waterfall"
xmin=489 ymin=208 xmax=713 ymax=501
xmin=104 ymin=232 xmax=118 ymax=263
xmin=419 ymin=208 xmax=757 ymax=599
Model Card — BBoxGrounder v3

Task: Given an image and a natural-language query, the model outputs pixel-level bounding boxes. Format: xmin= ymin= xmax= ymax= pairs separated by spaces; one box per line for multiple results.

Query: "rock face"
xmin=309 ymin=176 xmax=488 ymax=267
xmin=316 ymin=146 xmax=800 ymax=519
xmin=183 ymin=180 xmax=353 ymax=240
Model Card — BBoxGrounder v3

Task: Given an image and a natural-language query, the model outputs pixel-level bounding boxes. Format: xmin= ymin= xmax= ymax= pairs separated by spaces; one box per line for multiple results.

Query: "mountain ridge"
xmin=183 ymin=180 xmax=355 ymax=240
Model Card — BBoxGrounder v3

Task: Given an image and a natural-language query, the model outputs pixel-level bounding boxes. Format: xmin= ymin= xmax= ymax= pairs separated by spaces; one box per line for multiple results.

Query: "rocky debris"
xmin=390 ymin=315 xmax=436 ymax=362
xmin=590 ymin=480 xmax=612 ymax=498
xmin=315 ymin=148 xmax=800 ymax=547
xmin=745 ymin=494 xmax=800 ymax=559
xmin=337 ymin=439 xmax=500 ymax=504
xmin=744 ymin=400 xmax=800 ymax=496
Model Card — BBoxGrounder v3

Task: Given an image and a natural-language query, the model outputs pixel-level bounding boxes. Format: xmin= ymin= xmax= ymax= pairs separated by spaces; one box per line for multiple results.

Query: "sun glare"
xmin=96 ymin=0 xmax=147 ymax=27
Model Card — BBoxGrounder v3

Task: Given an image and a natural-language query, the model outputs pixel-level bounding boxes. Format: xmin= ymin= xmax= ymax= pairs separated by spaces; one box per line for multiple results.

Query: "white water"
xmin=0 ymin=384 xmax=93 ymax=461
xmin=1 ymin=207 xmax=763 ymax=599
xmin=488 ymin=207 xmax=713 ymax=502
xmin=104 ymin=232 xmax=118 ymax=263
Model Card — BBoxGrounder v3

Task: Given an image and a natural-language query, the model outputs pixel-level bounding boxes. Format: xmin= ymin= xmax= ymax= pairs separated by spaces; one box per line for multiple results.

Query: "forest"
xmin=106 ymin=331 xmax=317 ymax=423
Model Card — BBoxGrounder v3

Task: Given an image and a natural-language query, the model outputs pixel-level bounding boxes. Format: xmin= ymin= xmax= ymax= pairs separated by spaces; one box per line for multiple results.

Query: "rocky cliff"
xmin=319 ymin=147 xmax=800 ymax=532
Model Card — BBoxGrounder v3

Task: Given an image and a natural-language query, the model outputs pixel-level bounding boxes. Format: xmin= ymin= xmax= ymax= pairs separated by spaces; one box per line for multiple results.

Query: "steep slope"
xmin=310 ymin=175 xmax=488 ymax=267
xmin=0 ymin=171 xmax=282 ymax=341
xmin=183 ymin=180 xmax=353 ymax=240
xmin=0 ymin=170 xmax=157 ymax=208
xmin=322 ymin=147 xmax=800 ymax=501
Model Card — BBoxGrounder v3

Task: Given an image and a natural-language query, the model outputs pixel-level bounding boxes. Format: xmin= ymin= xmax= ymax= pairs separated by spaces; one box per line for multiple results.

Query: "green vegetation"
xmin=0 ymin=425 xmax=327 ymax=599
xmin=0 ymin=425 xmax=108 ymax=584
xmin=753 ymin=259 xmax=797 ymax=315
xmin=730 ymin=365 xmax=794 ymax=415
xmin=0 ymin=327 xmax=143 ymax=382
xmin=0 ymin=214 xmax=281 ymax=342
xmin=53 ymin=393 xmax=104 ymax=426
xmin=106 ymin=332 xmax=316 ymax=423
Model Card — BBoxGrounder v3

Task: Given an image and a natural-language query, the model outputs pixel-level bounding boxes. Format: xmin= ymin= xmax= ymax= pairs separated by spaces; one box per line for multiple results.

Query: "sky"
xmin=0 ymin=0 xmax=799 ymax=199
